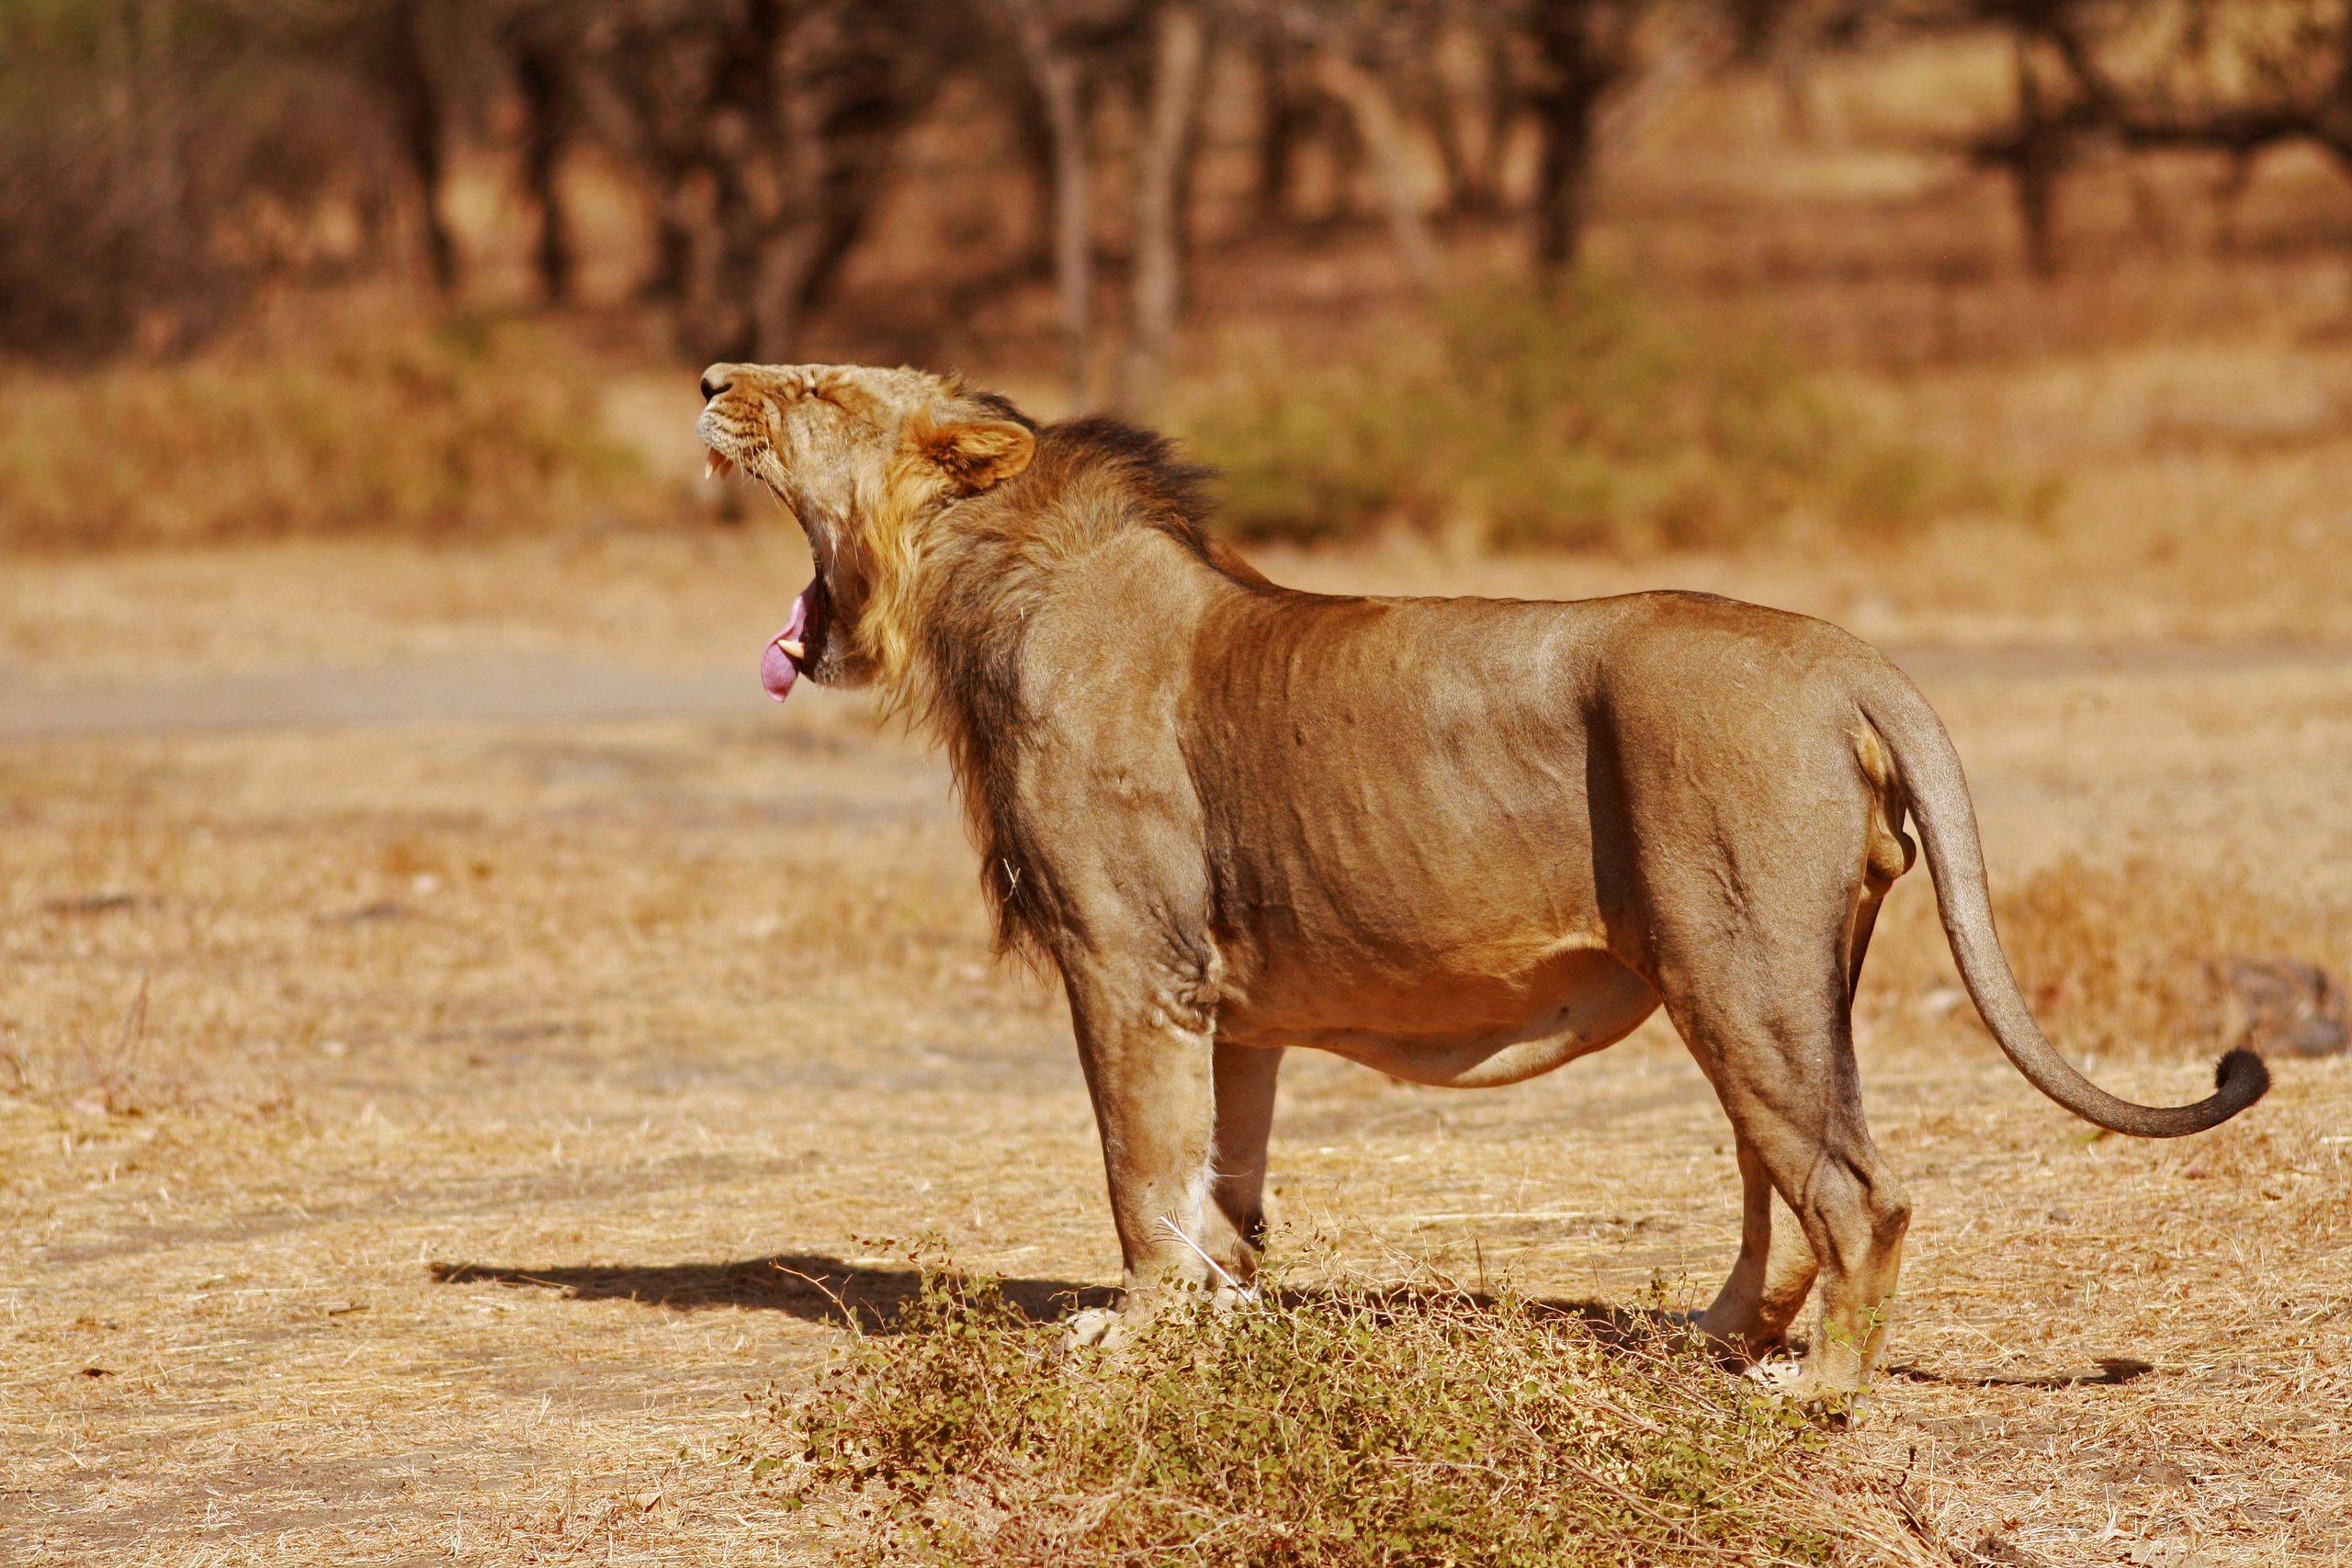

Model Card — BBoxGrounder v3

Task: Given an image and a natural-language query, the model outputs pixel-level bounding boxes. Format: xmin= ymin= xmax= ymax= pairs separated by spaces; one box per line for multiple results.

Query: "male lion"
xmin=696 ymin=360 xmax=2267 ymax=1403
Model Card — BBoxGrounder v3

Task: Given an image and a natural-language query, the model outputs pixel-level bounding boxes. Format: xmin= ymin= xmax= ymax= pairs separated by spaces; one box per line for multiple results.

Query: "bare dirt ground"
xmin=4 ymin=537 xmax=2348 ymax=1566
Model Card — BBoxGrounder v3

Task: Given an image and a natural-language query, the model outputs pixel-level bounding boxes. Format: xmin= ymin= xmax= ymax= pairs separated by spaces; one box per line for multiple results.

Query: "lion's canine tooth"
xmin=705 ymin=452 xmax=725 ymax=480
xmin=775 ymin=638 xmax=806 ymax=660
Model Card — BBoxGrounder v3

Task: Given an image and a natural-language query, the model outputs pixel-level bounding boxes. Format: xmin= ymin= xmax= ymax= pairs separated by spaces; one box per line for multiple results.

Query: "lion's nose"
xmin=698 ymin=366 xmax=734 ymax=401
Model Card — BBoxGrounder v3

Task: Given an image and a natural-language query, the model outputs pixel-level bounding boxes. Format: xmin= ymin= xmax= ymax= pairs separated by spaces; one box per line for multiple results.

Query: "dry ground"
xmin=3 ymin=535 xmax=2349 ymax=1565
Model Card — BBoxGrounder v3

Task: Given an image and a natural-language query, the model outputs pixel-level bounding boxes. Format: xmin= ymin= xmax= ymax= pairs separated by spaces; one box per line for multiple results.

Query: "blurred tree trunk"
xmin=1171 ymin=39 xmax=1212 ymax=299
xmin=508 ymin=30 xmax=577 ymax=305
xmin=1472 ymin=27 xmax=1519 ymax=215
xmin=640 ymin=204 xmax=695 ymax=304
xmin=1310 ymin=50 xmax=1439 ymax=286
xmin=760 ymin=7 xmax=938 ymax=359
xmin=708 ymin=161 xmax=763 ymax=360
xmin=382 ymin=0 xmax=458 ymax=297
xmin=601 ymin=0 xmax=943 ymax=360
xmin=1123 ymin=0 xmax=1211 ymax=412
xmin=1968 ymin=30 xmax=2080 ymax=282
xmin=1399 ymin=14 xmax=1477 ymax=216
xmin=1254 ymin=29 xmax=1304 ymax=223
xmin=1012 ymin=84 xmax=1061 ymax=274
xmin=1002 ymin=0 xmax=1098 ymax=408
xmin=1527 ymin=0 xmax=1629 ymax=284
xmin=748 ymin=126 xmax=877 ymax=358
xmin=131 ymin=0 xmax=188 ymax=250
xmin=2010 ymin=39 xmax=2064 ymax=279
xmin=602 ymin=10 xmax=712 ymax=309
xmin=748 ymin=180 xmax=825 ymax=359
xmin=1419 ymin=82 xmax=1477 ymax=217
xmin=706 ymin=0 xmax=791 ymax=359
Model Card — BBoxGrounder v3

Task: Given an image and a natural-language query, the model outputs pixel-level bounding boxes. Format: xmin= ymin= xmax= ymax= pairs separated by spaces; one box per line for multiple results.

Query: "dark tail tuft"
xmin=2215 ymin=1046 xmax=2271 ymax=1102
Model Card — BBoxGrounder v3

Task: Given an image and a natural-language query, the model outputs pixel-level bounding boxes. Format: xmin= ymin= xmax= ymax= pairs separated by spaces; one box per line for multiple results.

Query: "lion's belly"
xmin=1219 ymin=947 xmax=1659 ymax=1089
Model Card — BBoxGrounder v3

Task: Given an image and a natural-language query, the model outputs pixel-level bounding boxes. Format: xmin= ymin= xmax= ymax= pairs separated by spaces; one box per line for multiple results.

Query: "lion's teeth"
xmin=705 ymin=452 xmax=725 ymax=479
xmin=774 ymin=638 xmax=806 ymax=660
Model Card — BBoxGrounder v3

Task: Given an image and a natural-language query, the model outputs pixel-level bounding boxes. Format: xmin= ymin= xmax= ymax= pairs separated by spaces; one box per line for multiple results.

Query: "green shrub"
xmin=750 ymin=1260 xmax=1943 ymax=1567
xmin=1182 ymin=279 xmax=1996 ymax=551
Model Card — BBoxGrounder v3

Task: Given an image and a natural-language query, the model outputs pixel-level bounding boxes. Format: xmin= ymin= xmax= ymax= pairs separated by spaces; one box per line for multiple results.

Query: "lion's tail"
xmin=1859 ymin=670 xmax=2268 ymax=1138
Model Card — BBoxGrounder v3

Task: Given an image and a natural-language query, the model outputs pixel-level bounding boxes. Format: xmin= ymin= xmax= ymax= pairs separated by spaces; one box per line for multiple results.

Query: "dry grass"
xmin=1860 ymin=853 xmax=2351 ymax=1068
xmin=0 ymin=298 xmax=688 ymax=552
xmin=766 ymin=1260 xmax=1944 ymax=1566
xmin=3 ymin=581 xmax=2349 ymax=1563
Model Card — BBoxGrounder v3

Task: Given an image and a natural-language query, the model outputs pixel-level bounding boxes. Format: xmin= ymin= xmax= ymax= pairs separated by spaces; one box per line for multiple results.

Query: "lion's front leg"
xmin=1059 ymin=960 xmax=1235 ymax=1349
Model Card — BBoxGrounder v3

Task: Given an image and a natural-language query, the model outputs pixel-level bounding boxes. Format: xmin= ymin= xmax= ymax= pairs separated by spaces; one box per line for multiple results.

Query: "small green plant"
xmin=748 ymin=1258 xmax=1941 ymax=1566
xmin=1182 ymin=277 xmax=2001 ymax=552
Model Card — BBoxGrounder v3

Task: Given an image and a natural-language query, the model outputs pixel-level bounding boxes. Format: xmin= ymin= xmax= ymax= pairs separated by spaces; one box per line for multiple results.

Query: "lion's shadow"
xmin=428 ymin=1251 xmax=1652 ymax=1341
xmin=429 ymin=1253 xmax=1112 ymax=1332
xmin=427 ymin=1253 xmax=2163 ymax=1390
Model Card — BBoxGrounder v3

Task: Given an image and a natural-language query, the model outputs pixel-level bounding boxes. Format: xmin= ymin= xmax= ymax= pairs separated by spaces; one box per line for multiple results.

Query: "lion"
xmin=695 ymin=360 xmax=2268 ymax=1404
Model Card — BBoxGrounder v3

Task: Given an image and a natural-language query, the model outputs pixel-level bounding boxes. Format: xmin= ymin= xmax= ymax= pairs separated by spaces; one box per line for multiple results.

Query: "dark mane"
xmin=904 ymin=411 xmax=1238 ymax=964
xmin=1035 ymin=413 xmax=1225 ymax=570
xmin=967 ymin=389 xmax=1037 ymax=429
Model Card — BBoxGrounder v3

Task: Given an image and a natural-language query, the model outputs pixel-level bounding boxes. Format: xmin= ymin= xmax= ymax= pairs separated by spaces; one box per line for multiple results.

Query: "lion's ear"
xmin=921 ymin=419 xmax=1035 ymax=494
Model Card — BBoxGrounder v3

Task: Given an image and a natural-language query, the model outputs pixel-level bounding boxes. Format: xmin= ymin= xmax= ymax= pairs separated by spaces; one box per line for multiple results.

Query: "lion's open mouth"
xmin=761 ymin=581 xmax=821 ymax=702
xmin=700 ymin=425 xmax=823 ymax=703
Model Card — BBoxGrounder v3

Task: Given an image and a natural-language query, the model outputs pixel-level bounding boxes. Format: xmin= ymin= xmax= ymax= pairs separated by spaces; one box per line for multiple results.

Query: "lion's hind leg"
xmin=1205 ymin=1042 xmax=1283 ymax=1282
xmin=1690 ymin=874 xmax=1897 ymax=1371
xmin=1650 ymin=891 xmax=1912 ymax=1407
xmin=1693 ymin=877 xmax=1896 ymax=1367
xmin=1695 ymin=1135 xmax=1818 ymax=1364
xmin=1595 ymin=664 xmax=1918 ymax=1403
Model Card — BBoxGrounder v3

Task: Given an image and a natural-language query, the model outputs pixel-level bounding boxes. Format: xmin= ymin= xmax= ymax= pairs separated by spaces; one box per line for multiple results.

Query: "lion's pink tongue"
xmin=761 ymin=588 xmax=812 ymax=703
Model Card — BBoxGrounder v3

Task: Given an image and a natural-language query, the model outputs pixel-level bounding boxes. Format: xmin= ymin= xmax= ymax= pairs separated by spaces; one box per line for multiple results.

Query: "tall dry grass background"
xmin=5 ymin=12 xmax=2352 ymax=1567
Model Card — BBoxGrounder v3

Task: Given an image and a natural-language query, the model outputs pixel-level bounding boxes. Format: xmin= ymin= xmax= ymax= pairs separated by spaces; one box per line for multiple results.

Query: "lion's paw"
xmin=1059 ymin=1306 xmax=1130 ymax=1355
xmin=1747 ymin=1360 xmax=1862 ymax=1424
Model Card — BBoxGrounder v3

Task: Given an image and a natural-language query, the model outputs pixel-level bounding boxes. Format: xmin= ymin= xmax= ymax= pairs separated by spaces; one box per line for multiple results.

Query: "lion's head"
xmin=695 ymin=362 xmax=1036 ymax=702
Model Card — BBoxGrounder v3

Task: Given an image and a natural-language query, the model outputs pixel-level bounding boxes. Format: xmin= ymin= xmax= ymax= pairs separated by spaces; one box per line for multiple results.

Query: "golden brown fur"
xmin=696 ymin=361 xmax=2268 ymax=1404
